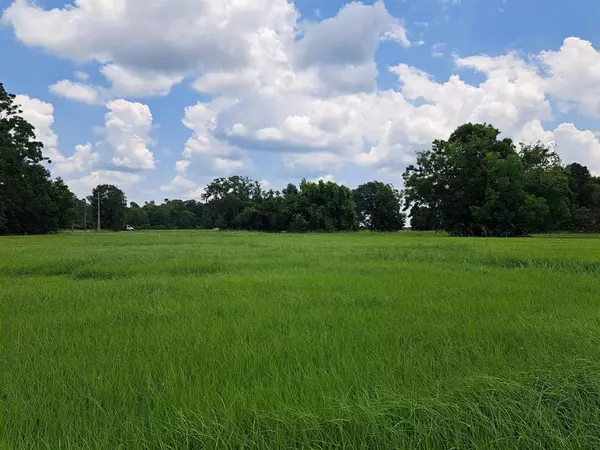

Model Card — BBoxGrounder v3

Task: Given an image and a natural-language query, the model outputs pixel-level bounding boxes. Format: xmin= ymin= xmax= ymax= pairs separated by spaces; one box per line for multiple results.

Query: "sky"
xmin=2 ymin=0 xmax=600 ymax=204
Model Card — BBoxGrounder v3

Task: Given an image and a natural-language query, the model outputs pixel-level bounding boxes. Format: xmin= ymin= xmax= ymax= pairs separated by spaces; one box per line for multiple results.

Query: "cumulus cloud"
xmin=7 ymin=0 xmax=600 ymax=186
xmin=3 ymin=0 xmax=300 ymax=97
xmin=181 ymin=101 xmax=250 ymax=175
xmin=283 ymin=152 xmax=346 ymax=172
xmin=517 ymin=121 xmax=600 ymax=174
xmin=517 ymin=120 xmax=556 ymax=147
xmin=175 ymin=160 xmax=191 ymax=174
xmin=12 ymin=94 xmax=160 ymax=200
xmin=553 ymin=123 xmax=600 ymax=173
xmin=100 ymin=64 xmax=183 ymax=98
xmin=52 ymin=143 xmax=100 ymax=175
xmin=49 ymin=80 xmax=102 ymax=104
xmin=311 ymin=174 xmax=336 ymax=183
xmin=65 ymin=170 xmax=143 ymax=197
xmin=14 ymin=95 xmax=100 ymax=175
xmin=294 ymin=1 xmax=409 ymax=94
xmin=160 ymin=175 xmax=196 ymax=192
xmin=296 ymin=1 xmax=408 ymax=69
xmin=14 ymin=95 xmax=58 ymax=150
xmin=74 ymin=71 xmax=89 ymax=81
xmin=3 ymin=0 xmax=410 ymax=100
xmin=104 ymin=99 xmax=155 ymax=169
xmin=190 ymin=33 xmax=598 ymax=175
xmin=538 ymin=37 xmax=600 ymax=117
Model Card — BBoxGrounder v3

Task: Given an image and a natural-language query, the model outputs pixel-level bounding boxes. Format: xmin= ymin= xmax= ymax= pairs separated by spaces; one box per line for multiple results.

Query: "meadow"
xmin=2 ymin=231 xmax=600 ymax=449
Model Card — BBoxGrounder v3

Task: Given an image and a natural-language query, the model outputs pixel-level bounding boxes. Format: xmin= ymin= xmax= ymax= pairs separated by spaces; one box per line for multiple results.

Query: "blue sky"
xmin=2 ymin=0 xmax=600 ymax=203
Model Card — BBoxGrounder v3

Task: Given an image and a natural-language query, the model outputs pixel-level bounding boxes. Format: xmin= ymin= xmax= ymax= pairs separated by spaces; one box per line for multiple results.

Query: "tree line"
xmin=404 ymin=123 xmax=600 ymax=236
xmin=73 ymin=178 xmax=405 ymax=233
xmin=2 ymin=82 xmax=600 ymax=236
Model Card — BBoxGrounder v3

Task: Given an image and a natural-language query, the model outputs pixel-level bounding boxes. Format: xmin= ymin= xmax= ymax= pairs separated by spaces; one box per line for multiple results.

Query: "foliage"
xmin=4 ymin=92 xmax=600 ymax=236
xmin=89 ymin=184 xmax=127 ymax=231
xmin=520 ymin=144 xmax=570 ymax=231
xmin=0 ymin=83 xmax=77 ymax=234
xmin=403 ymin=123 xmax=600 ymax=236
xmin=353 ymin=181 xmax=405 ymax=231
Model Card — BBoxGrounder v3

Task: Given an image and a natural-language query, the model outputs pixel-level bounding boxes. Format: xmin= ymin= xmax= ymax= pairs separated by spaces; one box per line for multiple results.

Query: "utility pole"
xmin=97 ymin=191 xmax=101 ymax=232
xmin=83 ymin=198 xmax=87 ymax=233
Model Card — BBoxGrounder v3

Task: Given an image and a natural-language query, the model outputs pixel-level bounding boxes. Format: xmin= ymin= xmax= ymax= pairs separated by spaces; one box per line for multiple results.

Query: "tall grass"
xmin=2 ymin=231 xmax=600 ymax=448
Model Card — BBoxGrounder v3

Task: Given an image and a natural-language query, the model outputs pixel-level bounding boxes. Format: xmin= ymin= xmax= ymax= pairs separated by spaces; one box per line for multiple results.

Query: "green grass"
xmin=2 ymin=231 xmax=600 ymax=449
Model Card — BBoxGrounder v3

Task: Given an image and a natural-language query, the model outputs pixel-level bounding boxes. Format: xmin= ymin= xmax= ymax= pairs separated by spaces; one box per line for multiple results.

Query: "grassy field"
xmin=2 ymin=231 xmax=600 ymax=449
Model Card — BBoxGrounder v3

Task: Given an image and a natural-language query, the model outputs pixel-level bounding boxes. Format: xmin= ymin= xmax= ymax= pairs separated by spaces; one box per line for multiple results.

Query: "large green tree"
xmin=51 ymin=178 xmax=78 ymax=229
xmin=353 ymin=181 xmax=405 ymax=231
xmin=89 ymin=184 xmax=127 ymax=231
xmin=564 ymin=163 xmax=600 ymax=232
xmin=520 ymin=143 xmax=570 ymax=231
xmin=403 ymin=123 xmax=549 ymax=236
xmin=201 ymin=176 xmax=262 ymax=229
xmin=0 ymin=83 xmax=76 ymax=234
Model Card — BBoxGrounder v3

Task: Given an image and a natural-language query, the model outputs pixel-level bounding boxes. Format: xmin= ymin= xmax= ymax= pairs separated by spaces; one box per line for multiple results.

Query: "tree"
xmin=409 ymin=206 xmax=440 ymax=231
xmin=177 ymin=210 xmax=197 ymax=229
xmin=126 ymin=202 xmax=149 ymax=228
xmin=257 ymin=190 xmax=288 ymax=231
xmin=51 ymin=178 xmax=77 ymax=229
xmin=202 ymin=176 xmax=262 ymax=229
xmin=403 ymin=123 xmax=548 ymax=236
xmin=353 ymin=182 xmax=405 ymax=231
xmin=286 ymin=179 xmax=357 ymax=231
xmin=184 ymin=200 xmax=204 ymax=225
xmin=566 ymin=163 xmax=593 ymax=207
xmin=0 ymin=83 xmax=77 ymax=234
xmin=564 ymin=163 xmax=600 ymax=232
xmin=470 ymin=152 xmax=548 ymax=236
xmin=234 ymin=207 xmax=267 ymax=230
xmin=89 ymin=184 xmax=127 ymax=231
xmin=520 ymin=144 xmax=570 ymax=232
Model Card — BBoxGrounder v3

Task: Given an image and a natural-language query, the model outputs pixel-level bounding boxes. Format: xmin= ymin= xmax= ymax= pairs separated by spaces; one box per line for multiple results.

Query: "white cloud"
xmin=181 ymin=100 xmax=250 ymax=175
xmin=554 ymin=123 xmax=600 ymax=174
xmin=538 ymin=37 xmax=600 ymax=117
xmin=283 ymin=152 xmax=346 ymax=172
xmin=310 ymin=174 xmax=336 ymax=183
xmin=177 ymin=27 xmax=573 ymax=176
xmin=52 ymin=143 xmax=100 ymax=175
xmin=105 ymin=99 xmax=155 ymax=169
xmin=294 ymin=1 xmax=408 ymax=95
xmin=214 ymin=158 xmax=245 ymax=173
xmin=3 ymin=0 xmax=299 ymax=97
xmin=19 ymin=96 xmax=156 ymax=183
xmin=517 ymin=120 xmax=555 ymax=147
xmin=74 ymin=71 xmax=89 ymax=81
xmin=518 ymin=121 xmax=600 ymax=174
xmin=49 ymin=80 xmax=102 ymax=104
xmin=160 ymin=175 xmax=196 ymax=192
xmin=175 ymin=160 xmax=191 ymax=173
xmin=296 ymin=1 xmax=408 ymax=71
xmin=186 ymin=186 xmax=207 ymax=200
xmin=100 ymin=64 xmax=183 ymax=98
xmin=65 ymin=170 xmax=143 ymax=197
xmin=14 ymin=95 xmax=100 ymax=175
xmin=14 ymin=94 xmax=58 ymax=151
xmin=4 ymin=0 xmax=409 ymax=100
xmin=7 ymin=0 xmax=600 ymax=186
